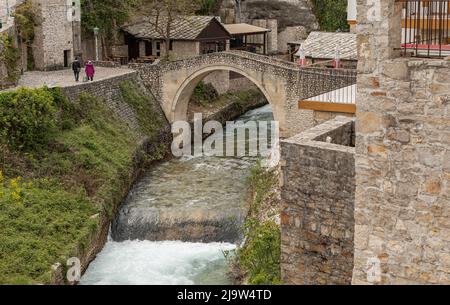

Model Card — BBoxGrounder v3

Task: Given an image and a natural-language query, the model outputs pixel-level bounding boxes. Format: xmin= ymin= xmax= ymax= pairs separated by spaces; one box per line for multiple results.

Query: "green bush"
xmin=191 ymin=81 xmax=219 ymax=106
xmin=238 ymin=221 xmax=281 ymax=285
xmin=233 ymin=162 xmax=281 ymax=285
xmin=0 ymin=87 xmax=57 ymax=151
xmin=0 ymin=90 xmax=144 ymax=283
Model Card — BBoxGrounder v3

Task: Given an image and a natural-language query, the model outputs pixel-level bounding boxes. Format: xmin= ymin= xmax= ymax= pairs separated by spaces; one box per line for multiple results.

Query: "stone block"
xmin=382 ymin=61 xmax=409 ymax=81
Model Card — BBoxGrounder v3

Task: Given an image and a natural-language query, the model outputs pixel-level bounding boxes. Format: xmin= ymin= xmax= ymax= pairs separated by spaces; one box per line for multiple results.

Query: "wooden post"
xmin=263 ymin=32 xmax=267 ymax=55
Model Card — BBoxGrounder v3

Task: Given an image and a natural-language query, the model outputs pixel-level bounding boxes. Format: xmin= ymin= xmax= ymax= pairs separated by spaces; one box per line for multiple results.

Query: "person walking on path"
xmin=85 ymin=61 xmax=95 ymax=81
xmin=72 ymin=57 xmax=81 ymax=82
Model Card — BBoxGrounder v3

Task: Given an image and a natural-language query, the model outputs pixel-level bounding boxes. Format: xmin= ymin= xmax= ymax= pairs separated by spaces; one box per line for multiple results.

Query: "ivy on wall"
xmin=0 ymin=34 xmax=20 ymax=86
xmin=13 ymin=1 xmax=40 ymax=71
xmin=311 ymin=0 xmax=349 ymax=32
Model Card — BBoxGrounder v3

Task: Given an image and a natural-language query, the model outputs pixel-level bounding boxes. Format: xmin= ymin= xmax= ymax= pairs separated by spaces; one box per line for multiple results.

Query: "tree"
xmin=311 ymin=0 xmax=349 ymax=32
xmin=142 ymin=0 xmax=202 ymax=61
xmin=196 ymin=0 xmax=220 ymax=15
xmin=81 ymin=0 xmax=140 ymax=58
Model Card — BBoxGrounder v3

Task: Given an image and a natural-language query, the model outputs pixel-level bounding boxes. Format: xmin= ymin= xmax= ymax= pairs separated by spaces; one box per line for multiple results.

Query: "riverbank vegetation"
xmin=0 ymin=86 xmax=167 ymax=284
xmin=229 ymin=162 xmax=281 ymax=285
xmin=189 ymin=83 xmax=268 ymax=120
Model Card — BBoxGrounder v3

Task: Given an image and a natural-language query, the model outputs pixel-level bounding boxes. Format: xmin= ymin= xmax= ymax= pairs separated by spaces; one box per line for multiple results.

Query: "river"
xmin=80 ymin=104 xmax=275 ymax=285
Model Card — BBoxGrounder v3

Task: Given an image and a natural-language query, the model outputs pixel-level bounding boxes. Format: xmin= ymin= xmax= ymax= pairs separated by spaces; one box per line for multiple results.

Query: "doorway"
xmin=64 ymin=50 xmax=71 ymax=68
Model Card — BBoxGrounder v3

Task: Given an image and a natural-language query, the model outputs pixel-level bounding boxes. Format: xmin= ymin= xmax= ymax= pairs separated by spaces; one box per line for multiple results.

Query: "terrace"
xmin=399 ymin=0 xmax=450 ymax=57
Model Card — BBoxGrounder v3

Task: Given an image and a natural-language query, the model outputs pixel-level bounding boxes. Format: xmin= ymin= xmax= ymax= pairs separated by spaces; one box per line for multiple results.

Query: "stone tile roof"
xmin=122 ymin=15 xmax=219 ymax=40
xmin=300 ymin=31 xmax=357 ymax=60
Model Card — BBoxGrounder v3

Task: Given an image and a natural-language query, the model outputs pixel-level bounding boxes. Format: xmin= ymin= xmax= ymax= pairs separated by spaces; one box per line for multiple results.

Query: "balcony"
xmin=398 ymin=0 xmax=450 ymax=57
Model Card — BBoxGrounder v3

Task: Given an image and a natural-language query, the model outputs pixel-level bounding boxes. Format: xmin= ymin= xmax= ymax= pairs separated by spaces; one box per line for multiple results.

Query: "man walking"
xmin=72 ymin=57 xmax=81 ymax=82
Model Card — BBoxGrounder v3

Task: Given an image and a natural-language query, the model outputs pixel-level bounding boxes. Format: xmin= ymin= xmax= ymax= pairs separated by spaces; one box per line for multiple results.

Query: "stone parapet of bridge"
xmin=131 ymin=51 xmax=353 ymax=138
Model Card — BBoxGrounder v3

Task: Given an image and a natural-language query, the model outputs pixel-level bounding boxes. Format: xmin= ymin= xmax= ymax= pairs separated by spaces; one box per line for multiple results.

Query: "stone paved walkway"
xmin=8 ymin=67 xmax=135 ymax=90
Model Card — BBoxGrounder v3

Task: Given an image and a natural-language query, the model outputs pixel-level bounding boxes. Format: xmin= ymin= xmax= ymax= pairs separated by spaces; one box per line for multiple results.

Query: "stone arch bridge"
xmin=133 ymin=51 xmax=351 ymax=137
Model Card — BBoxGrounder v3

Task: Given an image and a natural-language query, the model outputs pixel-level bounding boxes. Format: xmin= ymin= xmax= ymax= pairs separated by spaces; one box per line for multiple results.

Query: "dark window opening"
xmin=145 ymin=41 xmax=153 ymax=56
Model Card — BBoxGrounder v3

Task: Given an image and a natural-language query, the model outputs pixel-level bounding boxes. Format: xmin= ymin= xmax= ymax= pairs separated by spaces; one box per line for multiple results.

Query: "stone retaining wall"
xmin=62 ymin=71 xmax=142 ymax=131
xmin=281 ymin=117 xmax=356 ymax=284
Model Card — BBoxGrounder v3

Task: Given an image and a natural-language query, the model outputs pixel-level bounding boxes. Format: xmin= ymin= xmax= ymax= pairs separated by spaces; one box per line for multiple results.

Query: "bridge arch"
xmin=170 ymin=65 xmax=286 ymax=130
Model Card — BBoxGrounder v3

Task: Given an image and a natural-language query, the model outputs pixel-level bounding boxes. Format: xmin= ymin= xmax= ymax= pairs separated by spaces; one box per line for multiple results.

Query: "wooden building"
xmin=121 ymin=15 xmax=232 ymax=61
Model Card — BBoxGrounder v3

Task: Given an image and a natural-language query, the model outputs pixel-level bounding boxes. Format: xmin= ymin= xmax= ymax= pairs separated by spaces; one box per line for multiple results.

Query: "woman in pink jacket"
xmin=85 ymin=60 xmax=95 ymax=81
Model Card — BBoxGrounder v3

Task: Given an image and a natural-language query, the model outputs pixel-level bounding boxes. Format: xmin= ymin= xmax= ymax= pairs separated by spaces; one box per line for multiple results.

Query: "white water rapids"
xmin=80 ymin=104 xmax=275 ymax=285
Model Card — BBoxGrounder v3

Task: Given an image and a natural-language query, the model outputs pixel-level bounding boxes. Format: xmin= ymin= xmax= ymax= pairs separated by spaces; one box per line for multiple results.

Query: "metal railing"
xmin=299 ymin=67 xmax=358 ymax=105
xmin=398 ymin=0 xmax=450 ymax=57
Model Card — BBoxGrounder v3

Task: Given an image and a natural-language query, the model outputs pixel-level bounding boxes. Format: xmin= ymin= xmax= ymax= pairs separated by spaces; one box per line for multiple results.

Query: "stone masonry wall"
xmin=354 ymin=0 xmax=450 ymax=284
xmin=314 ymin=111 xmax=355 ymax=127
xmin=62 ymin=71 xmax=143 ymax=132
xmin=281 ymin=117 xmax=356 ymax=284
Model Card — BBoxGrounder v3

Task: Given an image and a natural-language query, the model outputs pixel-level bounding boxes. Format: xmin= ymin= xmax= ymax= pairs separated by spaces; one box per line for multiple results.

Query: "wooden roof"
xmin=223 ymin=23 xmax=270 ymax=35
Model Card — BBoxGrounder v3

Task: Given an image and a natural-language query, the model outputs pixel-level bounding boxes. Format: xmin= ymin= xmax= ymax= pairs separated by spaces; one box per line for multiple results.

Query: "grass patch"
xmin=0 ymin=177 xmax=98 ymax=284
xmin=119 ymin=81 xmax=165 ymax=138
xmin=0 ymin=85 xmax=166 ymax=284
xmin=230 ymin=162 xmax=281 ymax=285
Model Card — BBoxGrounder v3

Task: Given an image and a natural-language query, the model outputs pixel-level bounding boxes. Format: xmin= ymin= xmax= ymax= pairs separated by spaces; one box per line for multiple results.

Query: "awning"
xmin=223 ymin=23 xmax=270 ymax=35
xmin=304 ymin=84 xmax=357 ymax=105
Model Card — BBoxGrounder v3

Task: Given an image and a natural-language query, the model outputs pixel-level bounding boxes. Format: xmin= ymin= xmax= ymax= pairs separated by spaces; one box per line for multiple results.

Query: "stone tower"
xmin=32 ymin=0 xmax=81 ymax=70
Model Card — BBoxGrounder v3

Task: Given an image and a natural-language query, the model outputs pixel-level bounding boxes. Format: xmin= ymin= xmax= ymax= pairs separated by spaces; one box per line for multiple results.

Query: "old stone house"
xmin=120 ymin=15 xmax=232 ymax=61
xmin=1 ymin=0 xmax=81 ymax=73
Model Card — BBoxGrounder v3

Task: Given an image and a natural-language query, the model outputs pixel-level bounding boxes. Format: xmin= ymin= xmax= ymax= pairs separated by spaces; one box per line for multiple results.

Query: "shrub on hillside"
xmin=311 ymin=0 xmax=349 ymax=32
xmin=0 ymin=88 xmax=57 ymax=151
